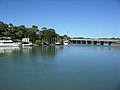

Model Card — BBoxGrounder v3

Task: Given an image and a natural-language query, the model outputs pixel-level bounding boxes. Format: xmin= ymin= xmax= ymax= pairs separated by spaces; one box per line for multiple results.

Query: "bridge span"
xmin=70 ymin=38 xmax=120 ymax=45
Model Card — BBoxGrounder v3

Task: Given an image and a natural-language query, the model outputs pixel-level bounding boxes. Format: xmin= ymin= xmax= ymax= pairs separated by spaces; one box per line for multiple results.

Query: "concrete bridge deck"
xmin=70 ymin=38 xmax=120 ymax=45
xmin=70 ymin=38 xmax=119 ymax=42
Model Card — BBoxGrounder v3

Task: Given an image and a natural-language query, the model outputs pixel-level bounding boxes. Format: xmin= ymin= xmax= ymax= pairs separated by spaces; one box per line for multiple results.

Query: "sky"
xmin=0 ymin=0 xmax=120 ymax=38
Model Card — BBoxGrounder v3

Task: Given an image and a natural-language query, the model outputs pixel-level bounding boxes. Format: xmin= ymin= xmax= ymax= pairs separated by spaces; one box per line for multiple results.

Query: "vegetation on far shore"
xmin=0 ymin=21 xmax=70 ymax=45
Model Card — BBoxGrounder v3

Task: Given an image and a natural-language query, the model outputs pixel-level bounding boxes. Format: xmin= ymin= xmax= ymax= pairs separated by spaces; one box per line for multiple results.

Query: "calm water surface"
xmin=0 ymin=44 xmax=120 ymax=90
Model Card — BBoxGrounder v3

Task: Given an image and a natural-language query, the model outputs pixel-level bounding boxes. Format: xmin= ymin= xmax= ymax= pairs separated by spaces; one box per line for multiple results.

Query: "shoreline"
xmin=111 ymin=43 xmax=120 ymax=47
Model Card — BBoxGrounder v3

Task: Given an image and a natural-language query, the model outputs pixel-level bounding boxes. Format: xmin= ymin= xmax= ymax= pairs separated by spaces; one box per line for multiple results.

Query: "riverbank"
xmin=111 ymin=42 xmax=120 ymax=46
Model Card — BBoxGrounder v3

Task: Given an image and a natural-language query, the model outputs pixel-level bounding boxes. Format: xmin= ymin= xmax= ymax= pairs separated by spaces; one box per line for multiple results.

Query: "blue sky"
xmin=0 ymin=0 xmax=120 ymax=38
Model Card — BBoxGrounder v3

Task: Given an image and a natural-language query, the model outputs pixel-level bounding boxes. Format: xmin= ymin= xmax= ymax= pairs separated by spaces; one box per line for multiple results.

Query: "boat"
xmin=55 ymin=42 xmax=61 ymax=45
xmin=0 ymin=37 xmax=20 ymax=47
xmin=63 ymin=40 xmax=69 ymax=45
xmin=22 ymin=38 xmax=33 ymax=47
xmin=22 ymin=42 xmax=33 ymax=47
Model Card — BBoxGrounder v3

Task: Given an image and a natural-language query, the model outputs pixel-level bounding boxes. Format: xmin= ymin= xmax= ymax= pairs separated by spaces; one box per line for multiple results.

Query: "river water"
xmin=0 ymin=44 xmax=120 ymax=90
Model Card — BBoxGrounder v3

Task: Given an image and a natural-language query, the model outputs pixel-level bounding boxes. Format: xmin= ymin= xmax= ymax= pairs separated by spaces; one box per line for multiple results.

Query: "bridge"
xmin=70 ymin=38 xmax=120 ymax=45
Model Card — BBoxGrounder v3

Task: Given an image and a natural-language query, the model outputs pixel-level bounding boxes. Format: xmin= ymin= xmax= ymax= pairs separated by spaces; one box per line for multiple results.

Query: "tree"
xmin=0 ymin=21 xmax=64 ymax=45
xmin=40 ymin=28 xmax=57 ymax=43
xmin=41 ymin=27 xmax=47 ymax=30
xmin=63 ymin=34 xmax=68 ymax=40
xmin=9 ymin=23 xmax=13 ymax=27
xmin=0 ymin=22 xmax=9 ymax=36
xmin=32 ymin=25 xmax=39 ymax=34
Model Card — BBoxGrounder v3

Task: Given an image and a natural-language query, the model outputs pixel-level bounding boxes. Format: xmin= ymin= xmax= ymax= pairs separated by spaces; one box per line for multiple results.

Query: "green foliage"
xmin=63 ymin=34 xmax=70 ymax=40
xmin=40 ymin=28 xmax=57 ymax=43
xmin=0 ymin=21 xmax=70 ymax=45
xmin=35 ymin=40 xmax=41 ymax=45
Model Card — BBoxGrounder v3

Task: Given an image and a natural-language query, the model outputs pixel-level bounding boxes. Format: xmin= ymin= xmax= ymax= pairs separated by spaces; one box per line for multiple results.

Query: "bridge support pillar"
xmin=109 ymin=42 xmax=111 ymax=45
xmin=100 ymin=41 xmax=104 ymax=45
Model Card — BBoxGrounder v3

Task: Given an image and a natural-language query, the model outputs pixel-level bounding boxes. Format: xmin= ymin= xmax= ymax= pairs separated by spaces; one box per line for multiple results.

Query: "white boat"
xmin=55 ymin=42 xmax=61 ymax=45
xmin=22 ymin=42 xmax=33 ymax=47
xmin=63 ymin=40 xmax=69 ymax=45
xmin=22 ymin=38 xmax=33 ymax=47
xmin=0 ymin=37 xmax=20 ymax=47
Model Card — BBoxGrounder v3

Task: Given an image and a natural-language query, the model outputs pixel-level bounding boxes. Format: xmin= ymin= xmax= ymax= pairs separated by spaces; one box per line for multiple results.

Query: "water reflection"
xmin=0 ymin=46 xmax=64 ymax=58
xmin=0 ymin=47 xmax=20 ymax=54
xmin=70 ymin=44 xmax=120 ymax=52
xmin=40 ymin=46 xmax=63 ymax=56
xmin=32 ymin=46 xmax=64 ymax=59
xmin=0 ymin=45 xmax=120 ymax=90
xmin=0 ymin=45 xmax=120 ymax=56
xmin=22 ymin=46 xmax=33 ymax=54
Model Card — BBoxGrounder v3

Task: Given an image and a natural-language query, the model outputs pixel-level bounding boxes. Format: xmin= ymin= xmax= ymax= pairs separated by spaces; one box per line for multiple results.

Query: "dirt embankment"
xmin=111 ymin=42 xmax=120 ymax=46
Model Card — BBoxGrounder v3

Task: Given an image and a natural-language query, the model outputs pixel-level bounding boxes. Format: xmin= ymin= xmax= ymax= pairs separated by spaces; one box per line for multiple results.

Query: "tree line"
xmin=0 ymin=21 xmax=69 ymax=45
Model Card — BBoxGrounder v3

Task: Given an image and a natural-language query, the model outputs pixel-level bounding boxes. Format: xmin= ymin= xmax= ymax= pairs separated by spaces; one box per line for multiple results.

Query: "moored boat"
xmin=22 ymin=38 xmax=33 ymax=47
xmin=55 ymin=42 xmax=61 ymax=45
xmin=22 ymin=42 xmax=33 ymax=47
xmin=0 ymin=37 xmax=20 ymax=47
xmin=63 ymin=40 xmax=69 ymax=45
